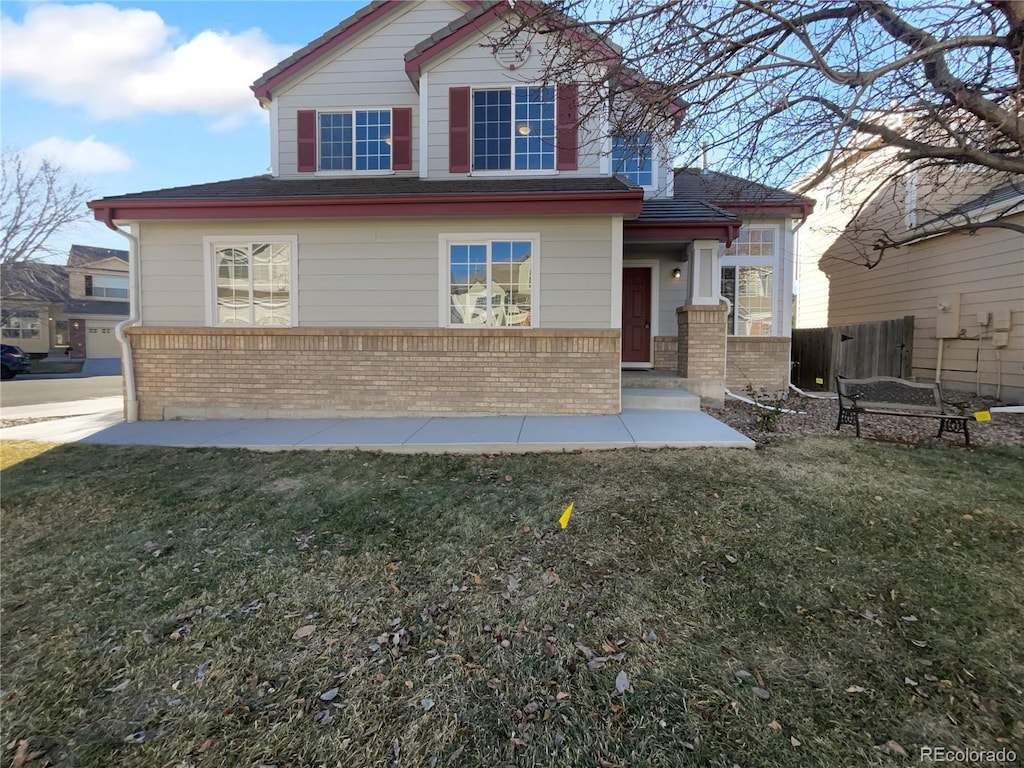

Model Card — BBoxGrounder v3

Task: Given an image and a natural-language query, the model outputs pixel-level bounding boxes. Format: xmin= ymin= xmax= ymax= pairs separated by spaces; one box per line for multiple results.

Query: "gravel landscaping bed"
xmin=712 ymin=388 xmax=1024 ymax=448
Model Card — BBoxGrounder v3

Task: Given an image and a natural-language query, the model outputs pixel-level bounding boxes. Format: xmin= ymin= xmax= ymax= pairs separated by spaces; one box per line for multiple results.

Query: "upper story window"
xmin=612 ymin=133 xmax=653 ymax=186
xmin=473 ymin=87 xmax=555 ymax=171
xmin=86 ymin=274 xmax=129 ymax=299
xmin=320 ymin=109 xmax=391 ymax=171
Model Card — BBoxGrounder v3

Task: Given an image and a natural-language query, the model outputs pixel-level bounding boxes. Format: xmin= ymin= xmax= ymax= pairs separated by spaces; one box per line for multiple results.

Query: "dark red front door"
xmin=621 ymin=267 xmax=651 ymax=363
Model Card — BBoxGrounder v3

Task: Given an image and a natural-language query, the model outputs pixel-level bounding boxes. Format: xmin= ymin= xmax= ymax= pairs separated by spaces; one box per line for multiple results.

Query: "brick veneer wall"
xmin=652 ymin=336 xmax=678 ymax=372
xmin=726 ymin=336 xmax=791 ymax=394
xmin=127 ymin=327 xmax=621 ymax=421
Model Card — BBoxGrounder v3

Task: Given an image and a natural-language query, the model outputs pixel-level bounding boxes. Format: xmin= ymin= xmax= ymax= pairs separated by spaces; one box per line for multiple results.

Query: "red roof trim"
xmin=89 ymin=190 xmax=644 ymax=222
xmin=406 ymin=2 xmax=619 ymax=76
xmin=716 ymin=202 xmax=815 ymax=218
xmin=253 ymin=1 xmax=403 ymax=101
xmin=624 ymin=220 xmax=741 ymax=247
xmin=405 ymin=3 xmax=508 ymax=74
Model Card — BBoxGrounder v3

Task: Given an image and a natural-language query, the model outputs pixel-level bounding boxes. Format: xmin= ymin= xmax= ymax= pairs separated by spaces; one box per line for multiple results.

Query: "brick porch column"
xmin=677 ymin=303 xmax=727 ymax=406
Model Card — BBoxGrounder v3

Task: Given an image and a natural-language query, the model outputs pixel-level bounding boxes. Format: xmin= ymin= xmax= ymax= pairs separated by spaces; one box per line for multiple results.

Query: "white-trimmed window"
xmin=473 ymin=87 xmax=555 ymax=171
xmin=721 ymin=227 xmax=777 ymax=336
xmin=612 ymin=133 xmax=653 ymax=187
xmin=90 ymin=274 xmax=129 ymax=299
xmin=443 ymin=235 xmax=537 ymax=327
xmin=320 ymin=109 xmax=392 ymax=171
xmin=1 ymin=309 xmax=41 ymax=339
xmin=205 ymin=237 xmax=297 ymax=327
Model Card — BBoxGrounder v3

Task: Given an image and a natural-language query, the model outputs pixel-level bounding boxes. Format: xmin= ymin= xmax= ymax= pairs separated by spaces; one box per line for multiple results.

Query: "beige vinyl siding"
xmin=137 ymin=216 xmax=617 ymax=330
xmin=822 ymin=216 xmax=1024 ymax=399
xmin=423 ymin=18 xmax=604 ymax=178
xmin=274 ymin=2 xmax=465 ymax=177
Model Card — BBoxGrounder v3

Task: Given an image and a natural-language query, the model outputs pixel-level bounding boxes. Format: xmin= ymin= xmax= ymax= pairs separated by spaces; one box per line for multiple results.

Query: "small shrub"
xmin=745 ymin=385 xmax=788 ymax=432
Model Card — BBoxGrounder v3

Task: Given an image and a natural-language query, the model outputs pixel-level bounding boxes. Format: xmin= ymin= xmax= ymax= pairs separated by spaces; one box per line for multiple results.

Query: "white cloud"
xmin=0 ymin=4 xmax=292 ymax=123
xmin=26 ymin=136 xmax=133 ymax=174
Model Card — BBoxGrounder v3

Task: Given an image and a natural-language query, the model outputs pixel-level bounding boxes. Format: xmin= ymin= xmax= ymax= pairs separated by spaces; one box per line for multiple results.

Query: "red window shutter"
xmin=556 ymin=84 xmax=579 ymax=171
xmin=449 ymin=87 xmax=471 ymax=173
xmin=84 ymin=275 xmax=93 ymax=296
xmin=297 ymin=109 xmax=317 ymax=172
xmin=392 ymin=107 xmax=413 ymax=171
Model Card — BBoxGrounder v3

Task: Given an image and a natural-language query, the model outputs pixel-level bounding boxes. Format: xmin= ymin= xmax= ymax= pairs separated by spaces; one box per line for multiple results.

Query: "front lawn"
xmin=1 ymin=439 xmax=1022 ymax=767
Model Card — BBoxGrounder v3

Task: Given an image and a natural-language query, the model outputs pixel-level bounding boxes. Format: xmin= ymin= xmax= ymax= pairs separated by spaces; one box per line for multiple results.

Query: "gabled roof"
xmin=89 ymin=175 xmax=644 ymax=222
xmin=404 ymin=0 xmax=506 ymax=82
xmin=252 ymin=1 xmax=406 ymax=102
xmin=0 ymin=263 xmax=68 ymax=304
xmin=674 ymin=168 xmax=815 ymax=217
xmin=67 ymin=244 xmax=128 ymax=267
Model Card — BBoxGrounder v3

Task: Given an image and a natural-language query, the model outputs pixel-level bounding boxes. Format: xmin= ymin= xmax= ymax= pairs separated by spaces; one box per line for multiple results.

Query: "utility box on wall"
xmin=935 ymin=293 xmax=961 ymax=339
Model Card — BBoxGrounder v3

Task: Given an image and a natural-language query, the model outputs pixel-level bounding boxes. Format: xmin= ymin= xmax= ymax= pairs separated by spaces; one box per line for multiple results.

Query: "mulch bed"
xmin=712 ymin=389 xmax=1024 ymax=448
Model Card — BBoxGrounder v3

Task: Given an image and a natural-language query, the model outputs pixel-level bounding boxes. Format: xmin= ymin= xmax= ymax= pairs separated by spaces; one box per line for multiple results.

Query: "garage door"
xmin=85 ymin=324 xmax=122 ymax=358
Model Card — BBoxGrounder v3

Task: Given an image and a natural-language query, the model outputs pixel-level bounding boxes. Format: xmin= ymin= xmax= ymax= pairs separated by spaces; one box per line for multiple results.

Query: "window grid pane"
xmin=721 ymin=229 xmax=776 ymax=336
xmin=355 ymin=110 xmax=392 ymax=171
xmin=473 ymin=90 xmax=511 ymax=170
xmin=320 ymin=113 xmax=353 ymax=170
xmin=514 ymin=87 xmax=555 ymax=170
xmin=216 ymin=246 xmax=252 ymax=325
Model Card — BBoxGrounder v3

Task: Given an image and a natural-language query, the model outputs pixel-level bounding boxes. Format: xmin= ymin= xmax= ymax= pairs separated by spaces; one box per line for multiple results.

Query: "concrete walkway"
xmin=1 ymin=399 xmax=753 ymax=452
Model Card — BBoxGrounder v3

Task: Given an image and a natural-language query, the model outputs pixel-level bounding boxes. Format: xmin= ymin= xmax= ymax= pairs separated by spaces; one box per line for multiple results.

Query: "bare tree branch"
xmin=1 ymin=149 xmax=92 ymax=263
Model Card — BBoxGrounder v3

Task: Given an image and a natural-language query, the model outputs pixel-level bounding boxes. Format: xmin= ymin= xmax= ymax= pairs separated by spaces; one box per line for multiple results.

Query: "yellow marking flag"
xmin=974 ymin=411 xmax=992 ymax=422
xmin=559 ymin=502 xmax=574 ymax=529
xmin=815 ymin=377 xmax=824 ymax=385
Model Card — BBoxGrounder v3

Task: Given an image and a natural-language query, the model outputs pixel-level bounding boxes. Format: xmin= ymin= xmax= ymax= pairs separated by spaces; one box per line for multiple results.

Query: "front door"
xmin=621 ymin=267 xmax=651 ymax=363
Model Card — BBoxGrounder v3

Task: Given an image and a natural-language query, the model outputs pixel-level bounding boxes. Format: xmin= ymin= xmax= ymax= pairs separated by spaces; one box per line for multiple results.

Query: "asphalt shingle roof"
xmin=636 ymin=198 xmax=738 ymax=223
xmin=65 ymin=299 xmax=130 ymax=317
xmin=0 ymin=263 xmax=69 ymax=303
xmin=674 ymin=168 xmax=814 ymax=208
xmin=93 ymin=174 xmax=638 ymax=202
xmin=67 ymin=244 xmax=128 ymax=266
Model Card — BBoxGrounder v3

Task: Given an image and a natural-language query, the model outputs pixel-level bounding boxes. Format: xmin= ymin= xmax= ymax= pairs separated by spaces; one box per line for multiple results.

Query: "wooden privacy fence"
xmin=792 ymin=316 xmax=914 ymax=391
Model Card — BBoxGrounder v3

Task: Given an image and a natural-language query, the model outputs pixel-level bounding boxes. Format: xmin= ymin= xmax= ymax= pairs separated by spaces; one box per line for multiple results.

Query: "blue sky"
xmin=1 ymin=0 xmax=372 ymax=257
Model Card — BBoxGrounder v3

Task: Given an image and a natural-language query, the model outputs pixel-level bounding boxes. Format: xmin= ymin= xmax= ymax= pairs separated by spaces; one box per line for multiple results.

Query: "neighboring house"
xmin=88 ymin=0 xmax=812 ymax=421
xmin=795 ymin=158 xmax=1024 ymax=402
xmin=65 ymin=245 xmax=131 ymax=359
xmin=0 ymin=245 xmax=129 ymax=358
xmin=0 ymin=263 xmax=68 ymax=355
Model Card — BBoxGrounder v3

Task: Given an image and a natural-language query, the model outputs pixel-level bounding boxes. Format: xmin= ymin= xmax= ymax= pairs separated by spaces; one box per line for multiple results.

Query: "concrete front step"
xmin=622 ymin=387 xmax=700 ymax=410
xmin=622 ymin=371 xmax=700 ymax=390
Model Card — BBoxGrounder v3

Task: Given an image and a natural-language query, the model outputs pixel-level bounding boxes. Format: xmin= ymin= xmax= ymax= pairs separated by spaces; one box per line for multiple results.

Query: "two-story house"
xmin=88 ymin=0 xmax=811 ymax=421
xmin=1 ymin=244 xmax=129 ymax=360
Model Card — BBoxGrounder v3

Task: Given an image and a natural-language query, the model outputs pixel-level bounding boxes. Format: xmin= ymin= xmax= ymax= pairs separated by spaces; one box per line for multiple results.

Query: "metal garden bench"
xmin=835 ymin=376 xmax=972 ymax=446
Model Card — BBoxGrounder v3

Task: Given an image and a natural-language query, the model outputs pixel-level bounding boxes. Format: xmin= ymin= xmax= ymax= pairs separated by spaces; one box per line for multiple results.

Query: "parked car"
xmin=1 ymin=344 xmax=31 ymax=380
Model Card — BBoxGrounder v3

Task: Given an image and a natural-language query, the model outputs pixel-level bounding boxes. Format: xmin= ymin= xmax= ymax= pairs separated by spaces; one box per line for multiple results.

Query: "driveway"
xmin=0 ymin=375 xmax=123 ymax=409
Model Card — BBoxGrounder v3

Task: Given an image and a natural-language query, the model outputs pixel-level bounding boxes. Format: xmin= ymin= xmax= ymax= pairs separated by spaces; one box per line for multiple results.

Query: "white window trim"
xmin=720 ymin=223 xmax=782 ymax=337
xmin=438 ymin=232 xmax=540 ymax=329
xmin=316 ymin=107 xmax=395 ymax=174
xmin=470 ymin=85 xmax=557 ymax=174
xmin=203 ymin=235 xmax=299 ymax=328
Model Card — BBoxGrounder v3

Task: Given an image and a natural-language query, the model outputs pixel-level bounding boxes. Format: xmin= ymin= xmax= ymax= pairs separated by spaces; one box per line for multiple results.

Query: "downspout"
xmin=935 ymin=338 xmax=944 ymax=386
xmin=101 ymin=211 xmax=140 ymax=422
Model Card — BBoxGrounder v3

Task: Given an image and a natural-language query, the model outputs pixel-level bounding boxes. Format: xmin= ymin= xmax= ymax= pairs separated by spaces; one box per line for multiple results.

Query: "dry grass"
xmin=0 ymin=440 xmax=60 ymax=471
xmin=1 ymin=438 xmax=1022 ymax=767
